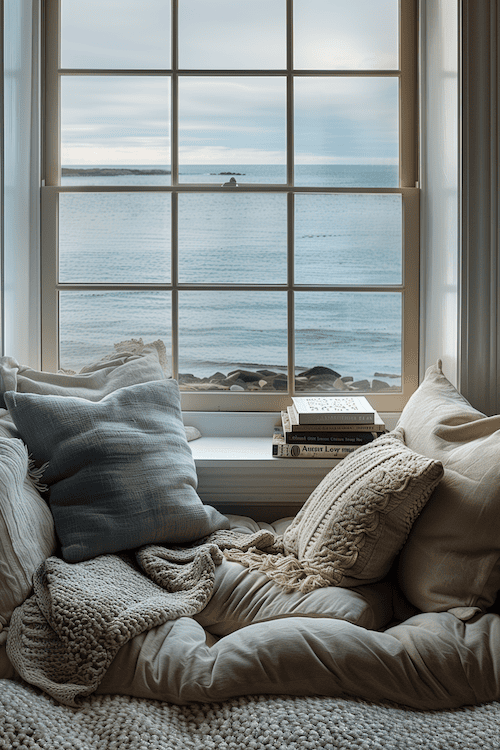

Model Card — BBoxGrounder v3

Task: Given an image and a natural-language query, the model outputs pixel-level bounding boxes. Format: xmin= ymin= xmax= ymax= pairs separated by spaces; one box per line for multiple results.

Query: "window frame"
xmin=41 ymin=0 xmax=419 ymax=413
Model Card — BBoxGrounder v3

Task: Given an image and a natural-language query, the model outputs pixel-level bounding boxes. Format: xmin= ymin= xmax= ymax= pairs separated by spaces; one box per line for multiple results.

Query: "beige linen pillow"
xmin=225 ymin=429 xmax=443 ymax=592
xmin=397 ymin=361 xmax=500 ymax=617
xmin=0 ymin=437 xmax=56 ymax=631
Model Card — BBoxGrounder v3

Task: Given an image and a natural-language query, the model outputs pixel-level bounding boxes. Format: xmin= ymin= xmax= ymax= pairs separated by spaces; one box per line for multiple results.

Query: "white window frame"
xmin=40 ymin=0 xmax=419 ymax=413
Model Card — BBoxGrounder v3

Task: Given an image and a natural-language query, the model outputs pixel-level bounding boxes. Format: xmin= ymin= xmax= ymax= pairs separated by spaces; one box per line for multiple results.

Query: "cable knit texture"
xmin=6 ymin=528 xmax=277 ymax=707
xmin=224 ymin=429 xmax=443 ymax=592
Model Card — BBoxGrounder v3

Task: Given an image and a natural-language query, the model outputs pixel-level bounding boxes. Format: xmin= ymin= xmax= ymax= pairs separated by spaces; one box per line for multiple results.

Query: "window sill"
xmin=184 ymin=411 xmax=399 ymax=521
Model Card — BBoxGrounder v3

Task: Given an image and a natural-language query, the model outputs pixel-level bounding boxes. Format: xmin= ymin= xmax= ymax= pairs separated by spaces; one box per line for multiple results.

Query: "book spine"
xmin=286 ymin=406 xmax=384 ymax=433
xmin=272 ymin=441 xmax=358 ymax=458
xmin=289 ymin=403 xmax=375 ymax=425
xmin=284 ymin=431 xmax=375 ymax=445
xmin=298 ymin=412 xmax=375 ymax=425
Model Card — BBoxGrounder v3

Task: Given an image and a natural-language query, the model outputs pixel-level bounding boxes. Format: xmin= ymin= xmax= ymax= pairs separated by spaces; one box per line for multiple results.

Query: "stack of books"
xmin=272 ymin=395 xmax=386 ymax=458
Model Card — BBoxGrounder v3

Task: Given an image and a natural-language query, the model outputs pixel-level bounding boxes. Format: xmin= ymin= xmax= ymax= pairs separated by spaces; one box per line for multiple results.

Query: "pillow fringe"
xmin=27 ymin=457 xmax=49 ymax=494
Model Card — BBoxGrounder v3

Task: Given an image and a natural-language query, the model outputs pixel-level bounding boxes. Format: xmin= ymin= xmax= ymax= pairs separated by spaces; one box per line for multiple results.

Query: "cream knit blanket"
xmin=6 ymin=529 xmax=278 ymax=707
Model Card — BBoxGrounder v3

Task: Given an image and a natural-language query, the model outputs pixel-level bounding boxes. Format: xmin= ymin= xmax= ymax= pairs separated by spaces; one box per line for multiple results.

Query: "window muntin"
xmin=43 ymin=0 xmax=418 ymax=412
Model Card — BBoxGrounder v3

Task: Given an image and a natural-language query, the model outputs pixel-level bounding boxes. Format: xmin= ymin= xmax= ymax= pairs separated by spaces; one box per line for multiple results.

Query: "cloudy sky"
xmin=60 ymin=0 xmax=399 ymax=166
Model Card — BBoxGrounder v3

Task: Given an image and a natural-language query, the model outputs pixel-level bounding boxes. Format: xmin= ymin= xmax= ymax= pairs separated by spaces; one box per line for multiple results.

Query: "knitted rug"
xmin=2 ymin=680 xmax=500 ymax=750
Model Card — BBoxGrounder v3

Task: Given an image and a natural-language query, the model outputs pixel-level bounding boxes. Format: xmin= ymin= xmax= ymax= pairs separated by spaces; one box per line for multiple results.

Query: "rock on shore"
xmin=178 ymin=365 xmax=400 ymax=393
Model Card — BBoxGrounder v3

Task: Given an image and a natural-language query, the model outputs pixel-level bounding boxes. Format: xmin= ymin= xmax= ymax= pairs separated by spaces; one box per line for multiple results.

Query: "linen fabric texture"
xmin=224 ymin=429 xmax=443 ymax=592
xmin=4 ymin=379 xmax=228 ymax=563
xmin=397 ymin=361 xmax=500 ymax=616
xmin=0 ymin=437 xmax=56 ymax=629
xmin=0 ymin=339 xmax=168 ymax=409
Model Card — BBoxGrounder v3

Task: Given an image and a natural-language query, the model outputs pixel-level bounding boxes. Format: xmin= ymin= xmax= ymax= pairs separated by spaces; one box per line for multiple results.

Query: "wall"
xmin=459 ymin=0 xmax=499 ymax=415
xmin=419 ymin=0 xmax=460 ymax=386
xmin=420 ymin=0 xmax=500 ymax=416
xmin=3 ymin=0 xmax=40 ymax=365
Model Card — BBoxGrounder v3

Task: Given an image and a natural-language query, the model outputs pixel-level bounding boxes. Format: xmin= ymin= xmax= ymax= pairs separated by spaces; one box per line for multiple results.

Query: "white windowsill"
xmin=183 ymin=411 xmax=399 ymax=521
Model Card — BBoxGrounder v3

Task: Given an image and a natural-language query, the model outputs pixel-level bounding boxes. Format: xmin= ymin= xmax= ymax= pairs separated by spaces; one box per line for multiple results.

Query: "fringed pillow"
xmin=224 ymin=428 xmax=443 ymax=592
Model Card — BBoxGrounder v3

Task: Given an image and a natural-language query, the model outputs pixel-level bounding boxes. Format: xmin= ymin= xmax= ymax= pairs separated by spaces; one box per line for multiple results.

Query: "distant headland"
xmin=61 ymin=167 xmax=171 ymax=176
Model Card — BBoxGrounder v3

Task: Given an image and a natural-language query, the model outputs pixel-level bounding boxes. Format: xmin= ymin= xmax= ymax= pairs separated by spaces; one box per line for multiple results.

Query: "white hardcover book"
xmin=286 ymin=406 xmax=385 ymax=433
xmin=291 ymin=396 xmax=377 ymax=425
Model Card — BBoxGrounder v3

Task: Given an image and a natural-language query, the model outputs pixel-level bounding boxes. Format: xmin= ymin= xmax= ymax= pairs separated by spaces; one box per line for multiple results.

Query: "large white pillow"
xmin=397 ymin=361 xmax=500 ymax=617
xmin=0 ymin=437 xmax=56 ymax=631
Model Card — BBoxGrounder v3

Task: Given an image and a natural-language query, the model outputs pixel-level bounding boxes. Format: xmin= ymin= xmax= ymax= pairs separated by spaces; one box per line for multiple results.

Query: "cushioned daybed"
xmin=2 ymin=343 xmax=500 ymax=749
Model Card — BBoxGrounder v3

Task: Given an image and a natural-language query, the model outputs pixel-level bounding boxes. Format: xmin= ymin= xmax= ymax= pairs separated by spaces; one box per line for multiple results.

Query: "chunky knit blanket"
xmin=6 ymin=528 xmax=278 ymax=707
xmin=2 ymin=680 xmax=500 ymax=750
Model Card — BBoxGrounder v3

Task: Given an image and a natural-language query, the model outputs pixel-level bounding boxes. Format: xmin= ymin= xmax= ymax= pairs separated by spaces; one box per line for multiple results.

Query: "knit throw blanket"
xmin=6 ymin=528 xmax=278 ymax=707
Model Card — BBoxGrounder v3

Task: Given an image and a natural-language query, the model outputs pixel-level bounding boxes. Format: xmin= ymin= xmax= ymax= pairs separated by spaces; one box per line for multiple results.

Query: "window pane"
xmin=178 ymin=292 xmax=287 ymax=391
xmin=294 ymin=0 xmax=398 ymax=70
xmin=295 ymin=194 xmax=402 ymax=285
xmin=178 ymin=194 xmax=286 ymax=284
xmin=61 ymin=77 xmax=170 ymax=183
xmin=295 ymin=292 xmax=402 ymax=392
xmin=294 ymin=78 xmax=399 ymax=187
xmin=59 ymin=193 xmax=171 ymax=284
xmin=61 ymin=0 xmax=171 ymax=69
xmin=179 ymin=0 xmax=285 ymax=69
xmin=59 ymin=291 xmax=171 ymax=374
xmin=178 ymin=77 xmax=286 ymax=182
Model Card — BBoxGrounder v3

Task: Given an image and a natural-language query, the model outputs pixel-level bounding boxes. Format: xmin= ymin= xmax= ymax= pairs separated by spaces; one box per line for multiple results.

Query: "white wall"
xmin=420 ymin=0 xmax=500 ymax=416
xmin=3 ymin=0 xmax=40 ymax=366
xmin=419 ymin=0 xmax=460 ymax=386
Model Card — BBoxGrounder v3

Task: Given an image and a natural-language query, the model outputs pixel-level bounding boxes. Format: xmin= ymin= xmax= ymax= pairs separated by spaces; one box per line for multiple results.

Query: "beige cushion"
xmin=0 ymin=437 xmax=56 ymax=630
xmin=397 ymin=361 xmax=500 ymax=615
xmin=194 ymin=559 xmax=393 ymax=636
xmin=196 ymin=514 xmax=392 ymax=635
xmin=97 ymin=610 xmax=500 ymax=710
xmin=225 ymin=429 xmax=443 ymax=592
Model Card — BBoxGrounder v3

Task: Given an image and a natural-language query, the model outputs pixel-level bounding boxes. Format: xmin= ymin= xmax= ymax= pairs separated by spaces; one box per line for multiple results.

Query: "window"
xmin=42 ymin=0 xmax=418 ymax=412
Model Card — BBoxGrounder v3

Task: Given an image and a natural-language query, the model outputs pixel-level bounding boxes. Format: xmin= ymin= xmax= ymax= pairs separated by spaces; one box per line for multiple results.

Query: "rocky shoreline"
xmin=178 ymin=365 xmax=401 ymax=393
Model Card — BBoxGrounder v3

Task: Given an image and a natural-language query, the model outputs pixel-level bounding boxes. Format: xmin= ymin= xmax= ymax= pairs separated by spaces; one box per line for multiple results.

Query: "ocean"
xmin=59 ymin=164 xmax=402 ymax=387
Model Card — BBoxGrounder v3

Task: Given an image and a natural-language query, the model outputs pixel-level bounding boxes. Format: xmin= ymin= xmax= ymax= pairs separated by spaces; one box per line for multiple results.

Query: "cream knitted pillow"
xmin=225 ymin=428 xmax=443 ymax=592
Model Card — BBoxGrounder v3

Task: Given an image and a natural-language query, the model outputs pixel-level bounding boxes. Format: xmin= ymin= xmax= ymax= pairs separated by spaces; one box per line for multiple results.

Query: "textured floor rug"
xmin=1 ymin=679 xmax=500 ymax=750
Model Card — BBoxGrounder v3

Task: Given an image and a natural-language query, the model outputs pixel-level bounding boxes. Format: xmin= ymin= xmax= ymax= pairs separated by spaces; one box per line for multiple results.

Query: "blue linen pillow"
xmin=4 ymin=380 xmax=229 ymax=562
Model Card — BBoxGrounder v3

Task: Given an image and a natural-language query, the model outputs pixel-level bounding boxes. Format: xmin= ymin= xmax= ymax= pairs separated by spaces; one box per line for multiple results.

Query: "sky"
xmin=60 ymin=0 xmax=399 ymax=167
